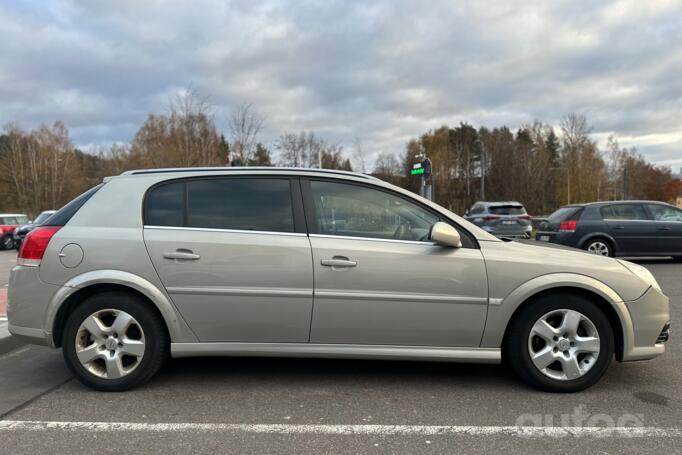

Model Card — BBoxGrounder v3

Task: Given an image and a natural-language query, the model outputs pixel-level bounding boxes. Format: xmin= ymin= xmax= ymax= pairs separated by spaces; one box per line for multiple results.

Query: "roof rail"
xmin=121 ymin=167 xmax=379 ymax=180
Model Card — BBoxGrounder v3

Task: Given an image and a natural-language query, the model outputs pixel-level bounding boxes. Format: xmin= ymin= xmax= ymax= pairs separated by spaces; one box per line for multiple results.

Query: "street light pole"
xmin=480 ymin=140 xmax=485 ymax=201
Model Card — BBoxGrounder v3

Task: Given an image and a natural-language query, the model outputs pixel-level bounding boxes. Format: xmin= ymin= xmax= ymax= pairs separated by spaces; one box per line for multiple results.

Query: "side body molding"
xmin=45 ymin=269 xmax=198 ymax=347
xmin=481 ymin=273 xmax=635 ymax=353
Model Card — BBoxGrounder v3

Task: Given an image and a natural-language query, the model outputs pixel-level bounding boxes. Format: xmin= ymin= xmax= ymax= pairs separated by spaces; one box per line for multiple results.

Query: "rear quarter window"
xmin=44 ymin=184 xmax=103 ymax=227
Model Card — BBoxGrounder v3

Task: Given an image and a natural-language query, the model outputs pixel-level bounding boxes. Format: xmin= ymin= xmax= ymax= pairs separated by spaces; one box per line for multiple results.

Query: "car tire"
xmin=1 ymin=235 xmax=14 ymax=250
xmin=583 ymin=238 xmax=614 ymax=257
xmin=505 ymin=293 xmax=614 ymax=393
xmin=62 ymin=291 xmax=168 ymax=391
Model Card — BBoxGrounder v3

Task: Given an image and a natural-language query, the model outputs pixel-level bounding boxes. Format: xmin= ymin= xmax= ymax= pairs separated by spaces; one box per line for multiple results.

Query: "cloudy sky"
xmin=1 ymin=0 xmax=681 ymax=170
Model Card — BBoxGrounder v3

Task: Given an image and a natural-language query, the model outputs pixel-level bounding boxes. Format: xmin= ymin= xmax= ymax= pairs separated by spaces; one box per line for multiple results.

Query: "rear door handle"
xmin=657 ymin=226 xmax=671 ymax=231
xmin=320 ymin=257 xmax=357 ymax=268
xmin=163 ymin=250 xmax=201 ymax=260
xmin=612 ymin=225 xmax=625 ymax=230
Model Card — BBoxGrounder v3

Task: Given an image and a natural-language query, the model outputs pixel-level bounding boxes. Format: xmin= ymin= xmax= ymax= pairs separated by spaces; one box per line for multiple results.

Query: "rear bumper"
xmin=535 ymin=231 xmax=578 ymax=246
xmin=7 ymin=265 xmax=62 ymax=348
xmin=621 ymin=286 xmax=670 ymax=362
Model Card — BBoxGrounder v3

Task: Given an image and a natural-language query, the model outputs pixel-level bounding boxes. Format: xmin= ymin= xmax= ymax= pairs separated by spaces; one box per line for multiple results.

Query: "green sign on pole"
xmin=410 ymin=167 xmax=425 ymax=175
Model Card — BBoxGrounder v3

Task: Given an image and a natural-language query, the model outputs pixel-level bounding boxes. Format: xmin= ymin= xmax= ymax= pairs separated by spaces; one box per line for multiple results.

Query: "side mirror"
xmin=463 ymin=210 xmax=469 ymax=217
xmin=430 ymin=222 xmax=462 ymax=248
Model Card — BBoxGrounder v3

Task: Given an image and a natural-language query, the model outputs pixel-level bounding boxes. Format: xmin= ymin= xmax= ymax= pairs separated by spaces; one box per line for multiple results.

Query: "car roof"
xmin=118 ymin=167 xmax=379 ymax=181
xmin=565 ymin=200 xmax=673 ymax=208
xmin=473 ymin=201 xmax=524 ymax=207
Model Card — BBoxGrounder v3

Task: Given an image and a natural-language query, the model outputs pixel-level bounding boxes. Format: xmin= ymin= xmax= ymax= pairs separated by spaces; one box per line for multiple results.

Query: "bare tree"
xmin=275 ymin=131 xmax=349 ymax=170
xmin=228 ymin=103 xmax=265 ymax=165
xmin=130 ymin=89 xmax=222 ymax=168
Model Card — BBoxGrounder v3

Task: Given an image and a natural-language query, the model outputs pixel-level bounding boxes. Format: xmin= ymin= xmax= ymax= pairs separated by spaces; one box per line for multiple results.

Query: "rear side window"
xmin=44 ymin=184 xmax=103 ymax=227
xmin=488 ymin=205 xmax=526 ymax=215
xmin=145 ymin=178 xmax=295 ymax=233
xmin=601 ymin=204 xmax=648 ymax=220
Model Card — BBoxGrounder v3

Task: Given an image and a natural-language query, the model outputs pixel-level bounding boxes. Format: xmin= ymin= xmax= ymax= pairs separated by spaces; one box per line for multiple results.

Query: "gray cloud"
xmin=1 ymin=0 xmax=681 ymax=169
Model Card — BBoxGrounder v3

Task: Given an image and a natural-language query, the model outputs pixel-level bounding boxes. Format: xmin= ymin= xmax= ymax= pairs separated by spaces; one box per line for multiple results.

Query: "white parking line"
xmin=0 ymin=421 xmax=680 ymax=438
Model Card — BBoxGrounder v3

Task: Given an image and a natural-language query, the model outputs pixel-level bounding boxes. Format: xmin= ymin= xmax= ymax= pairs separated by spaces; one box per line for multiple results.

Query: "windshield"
xmin=34 ymin=211 xmax=54 ymax=224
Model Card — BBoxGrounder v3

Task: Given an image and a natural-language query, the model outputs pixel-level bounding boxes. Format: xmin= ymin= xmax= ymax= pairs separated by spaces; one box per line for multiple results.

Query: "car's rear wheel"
xmin=505 ymin=293 xmax=614 ymax=392
xmin=62 ymin=291 xmax=168 ymax=391
xmin=584 ymin=238 xmax=613 ymax=257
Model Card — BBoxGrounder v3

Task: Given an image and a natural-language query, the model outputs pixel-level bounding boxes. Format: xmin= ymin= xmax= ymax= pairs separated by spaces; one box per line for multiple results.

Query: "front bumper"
xmin=621 ymin=286 xmax=670 ymax=362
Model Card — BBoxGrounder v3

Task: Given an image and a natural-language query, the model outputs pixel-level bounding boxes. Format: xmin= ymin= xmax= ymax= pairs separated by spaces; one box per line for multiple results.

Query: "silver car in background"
xmin=7 ymin=168 xmax=669 ymax=392
xmin=465 ymin=201 xmax=532 ymax=238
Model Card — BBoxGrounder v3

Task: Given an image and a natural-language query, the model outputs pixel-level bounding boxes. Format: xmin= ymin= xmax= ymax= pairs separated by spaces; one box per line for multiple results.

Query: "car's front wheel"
xmin=62 ymin=291 xmax=168 ymax=391
xmin=505 ymin=293 xmax=614 ymax=392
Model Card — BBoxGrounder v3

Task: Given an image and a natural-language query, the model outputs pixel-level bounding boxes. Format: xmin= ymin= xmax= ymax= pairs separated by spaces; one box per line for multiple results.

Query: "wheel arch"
xmin=482 ymin=273 xmax=633 ymax=362
xmin=578 ymin=233 xmax=617 ymax=253
xmin=46 ymin=270 xmax=197 ymax=348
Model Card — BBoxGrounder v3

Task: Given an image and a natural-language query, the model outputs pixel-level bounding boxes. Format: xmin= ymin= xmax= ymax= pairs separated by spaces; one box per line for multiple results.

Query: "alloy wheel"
xmin=527 ymin=309 xmax=600 ymax=381
xmin=75 ymin=309 xmax=146 ymax=379
xmin=587 ymin=241 xmax=609 ymax=256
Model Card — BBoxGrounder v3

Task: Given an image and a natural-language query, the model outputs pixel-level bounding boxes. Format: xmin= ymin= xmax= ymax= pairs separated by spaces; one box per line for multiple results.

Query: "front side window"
xmin=309 ymin=180 xmax=439 ymax=241
xmin=600 ymin=204 xmax=648 ymax=220
xmin=145 ymin=178 xmax=295 ymax=233
xmin=647 ymin=204 xmax=682 ymax=222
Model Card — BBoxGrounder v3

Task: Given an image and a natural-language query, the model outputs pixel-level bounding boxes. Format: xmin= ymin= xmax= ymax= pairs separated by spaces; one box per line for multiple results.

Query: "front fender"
xmin=45 ymin=269 xmax=198 ymax=347
xmin=480 ymin=272 xmax=634 ymax=353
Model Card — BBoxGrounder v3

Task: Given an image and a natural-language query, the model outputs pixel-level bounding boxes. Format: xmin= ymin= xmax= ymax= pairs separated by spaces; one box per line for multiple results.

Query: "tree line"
xmin=377 ymin=114 xmax=680 ymax=215
xmin=0 ymin=90 xmax=678 ymax=217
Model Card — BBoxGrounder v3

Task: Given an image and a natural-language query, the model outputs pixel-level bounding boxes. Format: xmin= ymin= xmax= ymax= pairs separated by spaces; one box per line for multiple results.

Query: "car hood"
xmin=479 ymin=239 xmax=650 ymax=302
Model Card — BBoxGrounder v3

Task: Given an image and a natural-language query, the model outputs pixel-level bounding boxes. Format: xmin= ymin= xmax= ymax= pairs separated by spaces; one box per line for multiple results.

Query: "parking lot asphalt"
xmin=0 ymin=248 xmax=679 ymax=454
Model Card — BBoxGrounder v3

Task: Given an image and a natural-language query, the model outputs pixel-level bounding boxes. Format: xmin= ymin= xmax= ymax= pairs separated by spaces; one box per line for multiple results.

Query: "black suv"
xmin=536 ymin=200 xmax=682 ymax=258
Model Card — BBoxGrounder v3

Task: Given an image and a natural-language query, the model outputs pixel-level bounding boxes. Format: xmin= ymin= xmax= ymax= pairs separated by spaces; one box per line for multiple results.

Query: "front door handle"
xmin=320 ymin=257 xmax=357 ymax=268
xmin=612 ymin=225 xmax=625 ymax=230
xmin=657 ymin=226 xmax=671 ymax=231
xmin=163 ymin=249 xmax=201 ymax=260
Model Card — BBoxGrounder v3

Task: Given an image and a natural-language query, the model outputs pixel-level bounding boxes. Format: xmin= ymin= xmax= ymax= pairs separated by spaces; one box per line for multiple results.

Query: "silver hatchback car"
xmin=8 ymin=168 xmax=670 ymax=392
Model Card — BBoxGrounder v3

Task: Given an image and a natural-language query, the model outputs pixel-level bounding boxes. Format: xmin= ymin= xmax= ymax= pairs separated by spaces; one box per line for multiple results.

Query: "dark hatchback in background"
xmin=536 ymin=200 xmax=682 ymax=258
xmin=12 ymin=209 xmax=56 ymax=249
xmin=464 ymin=201 xmax=532 ymax=238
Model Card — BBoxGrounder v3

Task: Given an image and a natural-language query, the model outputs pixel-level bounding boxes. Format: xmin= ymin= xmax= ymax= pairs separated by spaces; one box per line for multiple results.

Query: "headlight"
xmin=618 ymin=260 xmax=661 ymax=293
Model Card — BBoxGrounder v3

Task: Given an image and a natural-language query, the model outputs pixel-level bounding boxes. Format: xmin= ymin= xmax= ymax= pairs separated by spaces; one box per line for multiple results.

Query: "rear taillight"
xmin=518 ymin=215 xmax=531 ymax=220
xmin=17 ymin=226 xmax=61 ymax=266
xmin=559 ymin=220 xmax=577 ymax=232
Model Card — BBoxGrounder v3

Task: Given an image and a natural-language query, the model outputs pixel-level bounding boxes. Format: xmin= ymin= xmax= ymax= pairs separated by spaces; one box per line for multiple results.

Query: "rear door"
xmin=304 ymin=179 xmax=488 ymax=347
xmin=143 ymin=176 xmax=314 ymax=342
xmin=646 ymin=204 xmax=682 ymax=255
xmin=600 ymin=203 xmax=655 ymax=254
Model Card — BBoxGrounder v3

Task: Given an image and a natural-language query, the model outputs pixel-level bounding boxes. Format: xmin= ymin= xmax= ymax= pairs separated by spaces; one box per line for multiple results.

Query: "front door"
xmin=304 ymin=179 xmax=488 ymax=347
xmin=601 ymin=203 xmax=655 ymax=255
xmin=143 ymin=176 xmax=314 ymax=342
xmin=646 ymin=203 xmax=682 ymax=255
